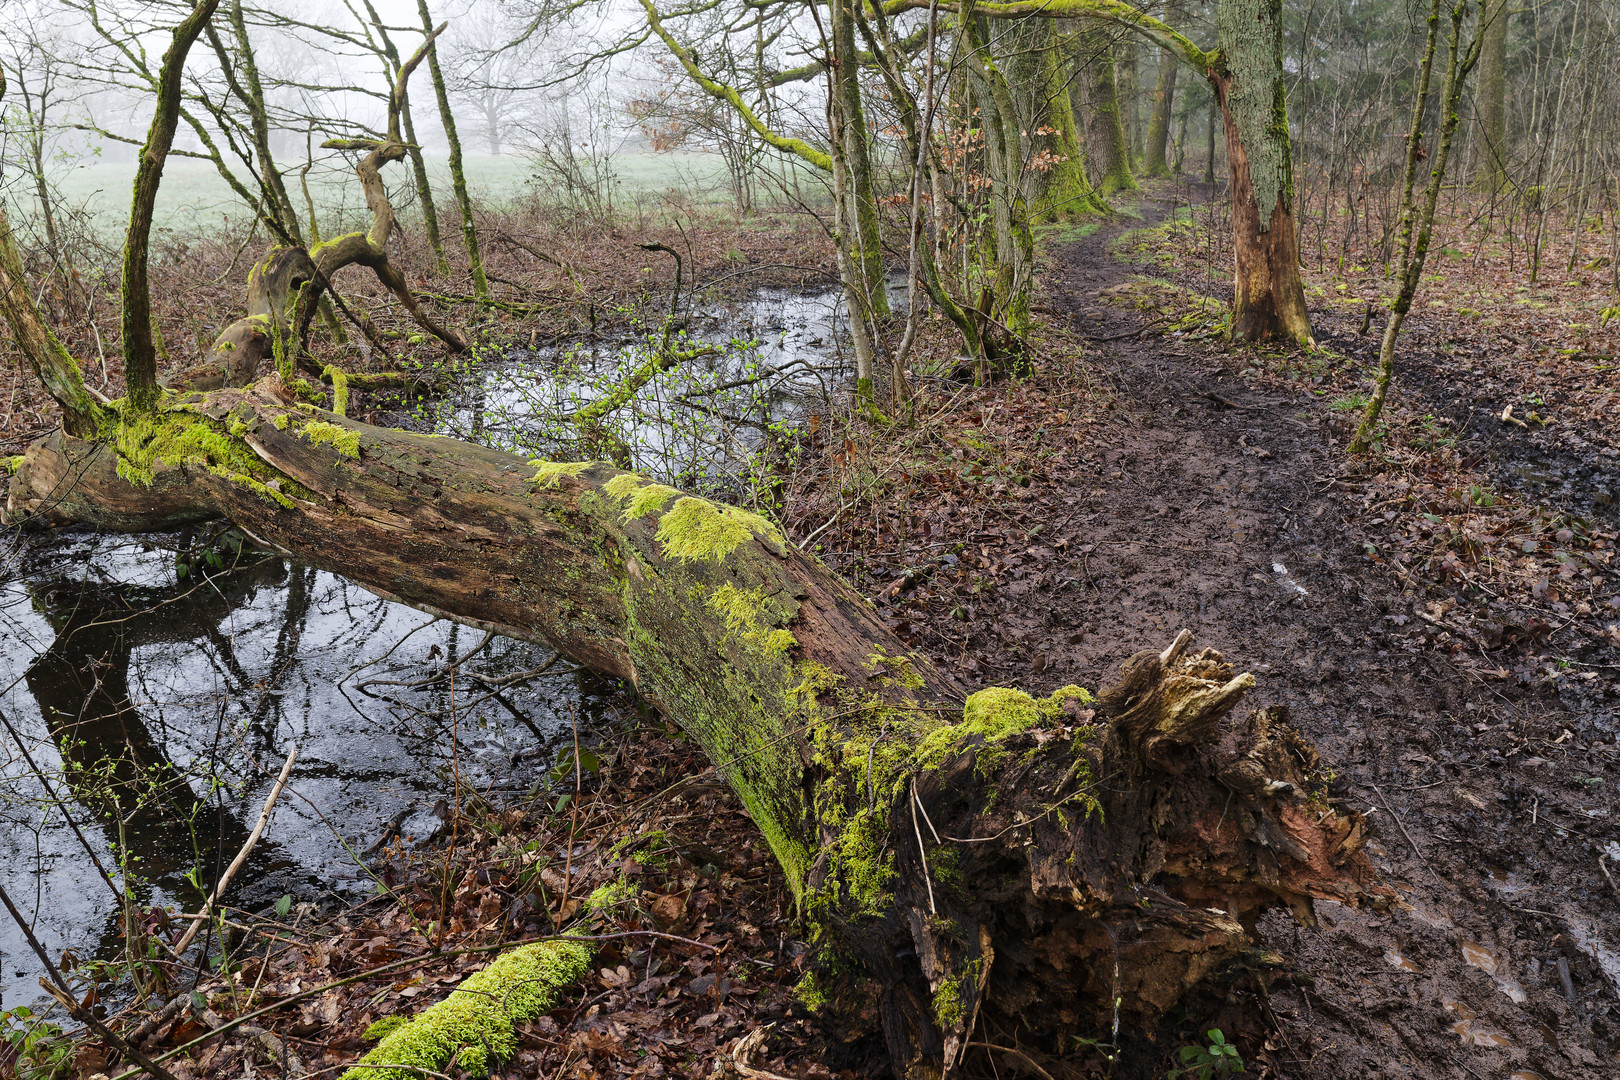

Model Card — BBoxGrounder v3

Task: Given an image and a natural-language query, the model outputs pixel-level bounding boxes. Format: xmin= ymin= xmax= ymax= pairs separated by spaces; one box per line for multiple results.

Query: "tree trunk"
xmin=1033 ymin=22 xmax=1104 ymax=219
xmin=1143 ymin=47 xmax=1179 ymax=176
xmin=1212 ymin=0 xmax=1314 ymax=345
xmin=1478 ymin=0 xmax=1509 ymax=193
xmin=4 ymin=391 xmax=1383 ymax=1073
xmin=1119 ymin=35 xmax=1142 ymax=167
xmin=0 ymin=15 xmax=1379 ymax=1067
xmin=830 ymin=0 xmax=890 ymax=320
xmin=417 ymin=1 xmax=490 ymax=304
xmin=1077 ymin=27 xmax=1138 ymax=196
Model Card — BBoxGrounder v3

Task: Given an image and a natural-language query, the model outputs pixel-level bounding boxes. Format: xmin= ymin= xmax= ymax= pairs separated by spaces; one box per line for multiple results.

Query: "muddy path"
xmin=1031 ymin=196 xmax=1620 ymax=1079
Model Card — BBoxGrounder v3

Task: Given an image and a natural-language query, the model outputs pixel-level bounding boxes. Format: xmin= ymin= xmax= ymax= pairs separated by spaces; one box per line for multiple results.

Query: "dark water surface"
xmin=0 ymin=282 xmax=875 ymax=1008
xmin=0 ymin=530 xmax=618 ymax=1007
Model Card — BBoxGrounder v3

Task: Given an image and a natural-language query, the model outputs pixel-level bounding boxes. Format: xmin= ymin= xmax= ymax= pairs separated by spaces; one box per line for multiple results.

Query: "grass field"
xmin=35 ymin=150 xmax=745 ymax=239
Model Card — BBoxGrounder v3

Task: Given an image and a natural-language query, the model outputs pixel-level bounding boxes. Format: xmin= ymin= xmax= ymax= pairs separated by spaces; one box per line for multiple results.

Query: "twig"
xmin=1600 ymin=853 xmax=1620 ymax=901
xmin=965 ymin=1042 xmax=1059 ymax=1080
xmin=557 ymin=702 xmax=583 ymax=930
xmin=910 ymin=781 xmax=937 ymax=915
xmin=172 ymin=748 xmax=297 ymax=958
xmin=1370 ymin=781 xmax=1428 ymax=866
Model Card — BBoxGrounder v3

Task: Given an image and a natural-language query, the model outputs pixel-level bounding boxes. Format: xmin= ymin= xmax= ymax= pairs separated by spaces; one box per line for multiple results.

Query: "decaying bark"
xmin=5 ymin=390 xmax=1384 ymax=1073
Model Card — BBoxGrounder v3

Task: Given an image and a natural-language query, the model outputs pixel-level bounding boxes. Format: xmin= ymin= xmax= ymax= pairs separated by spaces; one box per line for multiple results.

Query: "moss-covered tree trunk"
xmin=1033 ymin=22 xmax=1105 ymax=219
xmin=1143 ymin=46 xmax=1179 ymax=176
xmin=416 ymin=0 xmax=490 ymax=304
xmin=1212 ymin=0 xmax=1313 ymax=345
xmin=830 ymin=0 xmax=891 ymax=320
xmin=7 ymin=397 xmax=1384 ymax=1073
xmin=1076 ymin=26 xmax=1139 ymax=196
xmin=0 ymin=18 xmax=1379 ymax=1072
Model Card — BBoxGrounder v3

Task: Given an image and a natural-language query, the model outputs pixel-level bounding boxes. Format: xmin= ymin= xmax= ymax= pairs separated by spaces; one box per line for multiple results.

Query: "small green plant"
xmin=1329 ymin=391 xmax=1370 ymax=412
xmin=1167 ymin=1029 xmax=1244 ymax=1079
xmin=1 ymin=1006 xmax=75 ymax=1080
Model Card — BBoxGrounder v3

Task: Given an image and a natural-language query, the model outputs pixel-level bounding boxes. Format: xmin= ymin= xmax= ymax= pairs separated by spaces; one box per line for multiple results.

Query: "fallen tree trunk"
xmin=4 ymin=388 xmax=1384 ymax=1074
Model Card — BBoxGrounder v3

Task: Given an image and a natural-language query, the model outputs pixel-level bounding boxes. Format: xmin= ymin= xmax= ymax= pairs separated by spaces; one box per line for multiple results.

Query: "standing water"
xmin=1 ymin=280 xmax=867 ymax=1008
xmin=0 ymin=530 xmax=618 ymax=1007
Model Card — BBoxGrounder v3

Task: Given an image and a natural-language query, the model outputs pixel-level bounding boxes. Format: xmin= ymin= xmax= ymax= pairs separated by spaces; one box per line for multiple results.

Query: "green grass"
xmin=42 ymin=151 xmax=741 ymax=239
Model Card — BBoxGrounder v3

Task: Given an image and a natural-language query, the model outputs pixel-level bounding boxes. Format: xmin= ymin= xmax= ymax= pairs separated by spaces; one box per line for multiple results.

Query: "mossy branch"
xmin=121 ymin=0 xmax=224 ymax=412
xmin=340 ymin=939 xmax=593 ymax=1080
xmin=638 ymin=0 xmax=833 ymax=171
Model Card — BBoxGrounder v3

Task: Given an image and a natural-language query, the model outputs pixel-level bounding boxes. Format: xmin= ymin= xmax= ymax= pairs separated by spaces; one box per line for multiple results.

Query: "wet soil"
xmin=1023 ymin=197 xmax=1619 ymax=1078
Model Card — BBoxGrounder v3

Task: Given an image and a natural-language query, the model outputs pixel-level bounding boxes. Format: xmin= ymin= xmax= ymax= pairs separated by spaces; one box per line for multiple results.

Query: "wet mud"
xmin=1020 ymin=197 xmax=1620 ymax=1078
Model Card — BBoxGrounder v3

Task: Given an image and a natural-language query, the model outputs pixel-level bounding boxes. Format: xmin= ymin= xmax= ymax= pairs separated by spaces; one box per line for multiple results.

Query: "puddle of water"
xmin=1485 ymin=865 xmax=1534 ymax=897
xmin=1442 ymin=1000 xmax=1516 ymax=1048
xmin=419 ymin=286 xmax=870 ymax=487
xmin=1461 ymin=941 xmax=1529 ymax=1004
xmin=1559 ymin=908 xmax=1620 ymax=994
xmin=1383 ymin=949 xmax=1420 ymax=973
xmin=1 ymin=531 xmax=618 ymax=1006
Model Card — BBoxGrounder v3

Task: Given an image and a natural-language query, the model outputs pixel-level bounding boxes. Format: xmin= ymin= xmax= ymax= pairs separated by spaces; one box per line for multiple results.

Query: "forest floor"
xmin=17 ymin=186 xmax=1620 ymax=1080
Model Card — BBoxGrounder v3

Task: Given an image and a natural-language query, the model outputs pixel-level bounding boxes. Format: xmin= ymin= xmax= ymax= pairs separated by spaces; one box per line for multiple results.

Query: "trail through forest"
xmin=1000 ymin=192 xmax=1620 ymax=1078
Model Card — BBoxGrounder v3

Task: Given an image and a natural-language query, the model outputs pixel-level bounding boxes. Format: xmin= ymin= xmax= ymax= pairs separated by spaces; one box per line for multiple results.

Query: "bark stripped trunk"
xmin=5 ymin=396 xmax=1384 ymax=1074
xmin=1212 ymin=0 xmax=1314 ymax=345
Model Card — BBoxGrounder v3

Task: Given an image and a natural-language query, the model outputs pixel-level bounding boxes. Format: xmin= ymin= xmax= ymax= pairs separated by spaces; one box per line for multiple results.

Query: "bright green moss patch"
xmin=804 ymin=683 xmax=1099 ymax=931
xmin=793 ymin=971 xmax=830 ymax=1012
xmin=706 ymin=583 xmax=796 ymax=655
xmin=623 ymin=482 xmax=680 ymax=520
xmin=655 ymin=495 xmax=782 ymax=562
xmin=340 ymin=938 xmax=592 ymax=1080
xmin=913 ymin=685 xmax=1093 ymax=771
xmin=2 ymin=455 xmax=23 ymax=477
xmin=601 ymin=471 xmax=679 ymax=519
xmin=932 ymin=973 xmax=966 ymax=1029
xmin=298 ymin=420 xmax=361 ymax=459
xmin=271 ymin=413 xmax=291 ymax=430
xmin=362 ymin=1016 xmax=408 ymax=1043
xmin=112 ymin=406 xmax=274 ymax=489
xmin=324 ymin=365 xmax=350 ymax=417
xmin=527 ymin=459 xmax=593 ymax=487
xmin=585 ymin=878 xmax=641 ymax=914
xmin=602 ymin=472 xmax=644 ymax=499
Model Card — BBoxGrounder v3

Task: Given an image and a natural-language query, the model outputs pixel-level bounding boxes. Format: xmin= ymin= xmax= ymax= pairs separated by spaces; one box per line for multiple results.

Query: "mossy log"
xmin=4 ymin=386 xmax=1384 ymax=1076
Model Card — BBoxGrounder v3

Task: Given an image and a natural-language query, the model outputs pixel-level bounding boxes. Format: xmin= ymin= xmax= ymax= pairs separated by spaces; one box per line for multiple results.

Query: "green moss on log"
xmin=528 ymin=460 xmax=595 ymax=488
xmin=804 ymin=684 xmax=1099 ymax=931
xmin=324 ymin=365 xmax=350 ymax=417
xmin=655 ymin=495 xmax=783 ymax=562
xmin=339 ymin=938 xmax=592 ymax=1080
xmin=111 ymin=403 xmax=271 ymax=489
xmin=361 ymin=1016 xmax=408 ymax=1044
xmin=298 ymin=419 xmax=361 ymax=459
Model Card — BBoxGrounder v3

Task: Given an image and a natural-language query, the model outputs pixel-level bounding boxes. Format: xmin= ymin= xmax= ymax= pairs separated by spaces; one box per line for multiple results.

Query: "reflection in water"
xmin=1 ymin=530 xmax=618 ymax=1006
xmin=416 ymin=284 xmax=902 ymax=489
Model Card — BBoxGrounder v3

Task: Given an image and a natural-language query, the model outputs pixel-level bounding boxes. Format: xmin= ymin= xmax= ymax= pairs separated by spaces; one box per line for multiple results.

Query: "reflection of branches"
xmin=355 ymin=633 xmax=577 ymax=744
